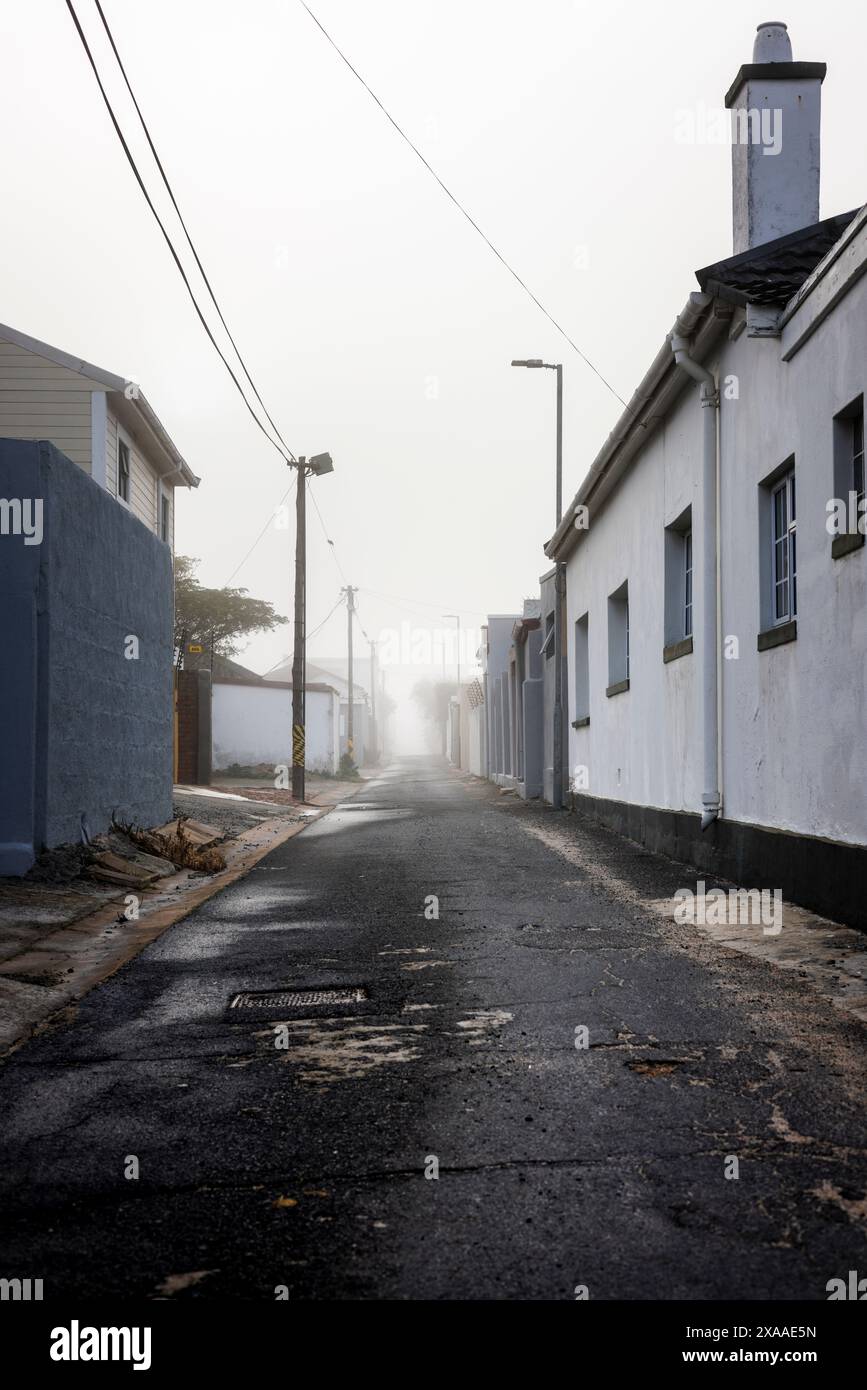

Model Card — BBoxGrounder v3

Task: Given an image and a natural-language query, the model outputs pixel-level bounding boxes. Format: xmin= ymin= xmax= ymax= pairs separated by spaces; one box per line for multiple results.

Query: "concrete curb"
xmin=0 ymin=788 xmax=356 ymax=1059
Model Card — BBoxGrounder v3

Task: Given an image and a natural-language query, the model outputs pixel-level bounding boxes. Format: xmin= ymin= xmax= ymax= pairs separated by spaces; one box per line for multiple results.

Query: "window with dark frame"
xmin=831 ymin=397 xmax=864 ymax=556
xmin=160 ymin=492 xmax=170 ymax=544
xmin=118 ymin=438 xmax=131 ymax=503
xmin=544 ymin=610 xmax=554 ymax=660
xmin=574 ymin=613 xmax=589 ymax=721
xmin=625 ymin=596 xmax=630 ymax=679
xmin=771 ymin=470 xmax=796 ymax=624
xmin=607 ymin=581 xmax=629 ymax=690
xmin=683 ymin=529 xmax=693 ymax=639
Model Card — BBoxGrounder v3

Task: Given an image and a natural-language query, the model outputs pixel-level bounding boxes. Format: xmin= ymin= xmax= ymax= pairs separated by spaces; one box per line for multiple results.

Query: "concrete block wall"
xmin=0 ymin=439 xmax=174 ymax=873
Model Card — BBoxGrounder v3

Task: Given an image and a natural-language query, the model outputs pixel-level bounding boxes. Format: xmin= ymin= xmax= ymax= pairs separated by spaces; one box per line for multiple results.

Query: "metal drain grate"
xmin=229 ymin=987 xmax=367 ymax=1010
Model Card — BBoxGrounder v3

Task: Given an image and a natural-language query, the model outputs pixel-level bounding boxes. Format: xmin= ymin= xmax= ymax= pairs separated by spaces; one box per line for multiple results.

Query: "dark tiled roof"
xmin=183 ymin=650 xmax=265 ymax=681
xmin=695 ymin=210 xmax=859 ymax=307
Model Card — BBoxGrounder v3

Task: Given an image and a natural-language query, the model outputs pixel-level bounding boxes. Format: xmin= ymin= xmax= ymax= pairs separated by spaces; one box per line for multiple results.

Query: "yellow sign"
xmin=188 ymin=643 xmax=204 ymax=653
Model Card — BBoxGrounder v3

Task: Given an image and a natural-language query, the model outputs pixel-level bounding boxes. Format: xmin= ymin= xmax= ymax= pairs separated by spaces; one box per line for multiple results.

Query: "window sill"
xmin=606 ymin=679 xmax=630 ymax=698
xmin=663 ymin=636 xmax=693 ymax=664
xmin=831 ymin=531 xmax=865 ymax=560
xmin=571 ymin=715 xmax=590 ymax=729
xmin=757 ymin=620 xmax=797 ymax=652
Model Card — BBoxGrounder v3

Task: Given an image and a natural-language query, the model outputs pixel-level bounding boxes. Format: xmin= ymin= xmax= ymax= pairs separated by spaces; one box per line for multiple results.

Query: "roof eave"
xmin=0 ymin=321 xmax=199 ymax=489
xmin=110 ymin=389 xmax=199 ymax=489
xmin=545 ymin=294 xmax=733 ymax=563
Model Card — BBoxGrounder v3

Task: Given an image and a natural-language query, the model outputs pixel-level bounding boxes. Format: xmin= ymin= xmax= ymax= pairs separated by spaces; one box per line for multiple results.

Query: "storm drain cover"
xmin=230 ymin=987 xmax=367 ymax=1010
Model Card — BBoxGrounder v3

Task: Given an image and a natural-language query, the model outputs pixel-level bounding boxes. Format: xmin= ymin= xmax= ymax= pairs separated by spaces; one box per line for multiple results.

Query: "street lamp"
xmin=289 ymin=452 xmax=333 ymax=803
xmin=511 ymin=357 xmax=565 ymax=810
xmin=511 ymin=360 xmax=563 ymax=524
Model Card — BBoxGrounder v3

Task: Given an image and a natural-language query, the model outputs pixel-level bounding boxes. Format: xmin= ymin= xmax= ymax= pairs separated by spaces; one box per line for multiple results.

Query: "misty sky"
xmin=2 ymin=1 xmax=865 ymax=747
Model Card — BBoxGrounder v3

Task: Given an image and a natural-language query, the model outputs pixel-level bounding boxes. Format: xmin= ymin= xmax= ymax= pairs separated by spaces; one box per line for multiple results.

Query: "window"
xmin=607 ymin=581 xmax=629 ymax=693
xmin=663 ymin=507 xmax=693 ymax=653
xmin=543 ymin=610 xmax=555 ymax=661
xmin=573 ymin=614 xmax=589 ymax=722
xmin=832 ymin=396 xmax=865 ymax=557
xmin=771 ymin=470 xmax=796 ymax=623
xmin=118 ymin=438 xmax=131 ymax=503
xmin=160 ymin=491 xmax=171 ymax=544
xmin=683 ymin=530 xmax=693 ymax=638
xmin=758 ymin=458 xmax=798 ymax=647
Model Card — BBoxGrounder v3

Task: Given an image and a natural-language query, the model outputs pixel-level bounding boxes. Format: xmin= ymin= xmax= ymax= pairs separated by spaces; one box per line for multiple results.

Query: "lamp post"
xmin=511 ymin=359 xmax=563 ymax=524
xmin=289 ymin=451 xmax=333 ymax=803
xmin=511 ymin=358 xmax=566 ymax=810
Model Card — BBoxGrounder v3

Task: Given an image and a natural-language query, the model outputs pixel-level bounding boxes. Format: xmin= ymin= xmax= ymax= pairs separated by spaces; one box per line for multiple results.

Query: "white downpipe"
xmin=670 ymin=304 xmax=721 ymax=831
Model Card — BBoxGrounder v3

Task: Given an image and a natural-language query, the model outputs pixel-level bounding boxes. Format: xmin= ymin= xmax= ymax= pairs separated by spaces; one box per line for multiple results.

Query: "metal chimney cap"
xmin=753 ymin=21 xmax=793 ymax=62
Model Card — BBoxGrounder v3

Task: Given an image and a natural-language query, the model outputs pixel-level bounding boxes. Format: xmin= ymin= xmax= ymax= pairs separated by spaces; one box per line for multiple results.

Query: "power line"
xmin=352 ymin=603 xmax=371 ymax=644
xmin=261 ymin=591 xmax=345 ymax=677
xmin=299 ymin=1 xmax=635 ymax=418
xmin=307 ymin=593 xmax=346 ymax=642
xmin=222 ymin=475 xmax=297 ymax=587
xmin=308 ymin=483 xmax=349 ymax=584
xmin=65 ymin=0 xmax=295 ymax=465
xmin=360 ymin=586 xmax=486 ymax=620
xmin=93 ymin=0 xmax=296 ymax=462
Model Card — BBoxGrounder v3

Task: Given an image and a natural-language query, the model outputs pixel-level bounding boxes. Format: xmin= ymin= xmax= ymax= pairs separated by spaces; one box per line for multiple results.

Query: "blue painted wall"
xmin=0 ymin=439 xmax=174 ymax=874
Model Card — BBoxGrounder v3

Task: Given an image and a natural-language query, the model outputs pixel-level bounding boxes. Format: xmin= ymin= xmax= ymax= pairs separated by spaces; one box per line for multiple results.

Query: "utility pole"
xmin=289 ymin=452 xmax=334 ymax=803
xmin=342 ymin=584 xmax=358 ymax=763
xmin=291 ymin=458 xmax=307 ymax=802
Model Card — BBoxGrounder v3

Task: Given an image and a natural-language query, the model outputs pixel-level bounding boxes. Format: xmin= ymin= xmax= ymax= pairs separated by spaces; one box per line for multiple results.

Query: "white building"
xmin=545 ymin=23 xmax=867 ymax=928
xmin=0 ymin=322 xmax=198 ymax=544
xmin=481 ymin=614 xmax=519 ymax=787
xmin=266 ymin=657 xmax=374 ymax=765
xmin=212 ymin=674 xmax=340 ymax=776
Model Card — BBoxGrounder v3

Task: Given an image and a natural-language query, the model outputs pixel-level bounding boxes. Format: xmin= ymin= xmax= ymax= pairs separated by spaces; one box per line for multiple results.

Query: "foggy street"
xmin=1 ymin=757 xmax=865 ymax=1302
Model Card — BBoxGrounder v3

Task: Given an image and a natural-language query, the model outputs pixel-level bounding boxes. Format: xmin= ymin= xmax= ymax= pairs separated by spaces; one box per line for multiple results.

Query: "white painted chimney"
xmin=726 ymin=22 xmax=826 ymax=253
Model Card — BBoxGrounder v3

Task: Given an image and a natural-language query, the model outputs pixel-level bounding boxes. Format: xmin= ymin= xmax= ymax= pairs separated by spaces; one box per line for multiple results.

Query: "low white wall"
xmin=212 ymin=682 xmax=338 ymax=775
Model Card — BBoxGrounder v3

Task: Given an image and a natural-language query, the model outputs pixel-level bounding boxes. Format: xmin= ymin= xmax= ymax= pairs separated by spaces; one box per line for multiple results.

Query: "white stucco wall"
xmin=565 ymin=215 xmax=867 ymax=846
xmin=565 ymin=382 xmax=703 ymax=816
xmin=719 ymin=233 xmax=867 ymax=843
xmin=484 ymin=615 xmax=518 ymax=782
xmin=212 ymin=682 xmax=339 ymax=775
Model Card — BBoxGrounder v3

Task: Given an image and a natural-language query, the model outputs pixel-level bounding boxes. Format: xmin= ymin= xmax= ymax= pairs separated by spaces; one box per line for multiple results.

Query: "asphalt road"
xmin=1 ymin=757 xmax=866 ymax=1300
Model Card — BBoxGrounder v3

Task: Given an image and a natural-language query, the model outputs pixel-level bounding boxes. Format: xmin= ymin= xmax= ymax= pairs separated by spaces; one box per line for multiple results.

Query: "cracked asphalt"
xmin=1 ymin=755 xmax=866 ymax=1300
